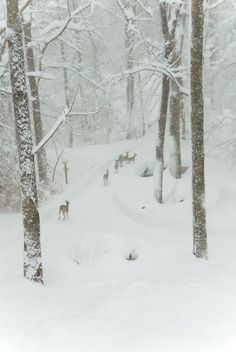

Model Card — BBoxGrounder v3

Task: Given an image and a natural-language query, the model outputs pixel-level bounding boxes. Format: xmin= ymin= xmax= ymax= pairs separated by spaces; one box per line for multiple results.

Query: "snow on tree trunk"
xmin=191 ymin=0 xmax=208 ymax=259
xmin=24 ymin=20 xmax=48 ymax=183
xmin=6 ymin=0 xmax=43 ymax=282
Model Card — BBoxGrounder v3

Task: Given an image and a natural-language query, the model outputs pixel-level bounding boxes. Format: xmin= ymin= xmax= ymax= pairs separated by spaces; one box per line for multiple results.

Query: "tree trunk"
xmin=167 ymin=3 xmax=183 ymax=179
xmin=154 ymin=75 xmax=170 ymax=203
xmin=6 ymin=0 xmax=43 ymax=282
xmin=126 ymin=71 xmax=135 ymax=139
xmin=124 ymin=1 xmax=137 ymax=140
xmin=169 ymin=80 xmax=181 ymax=179
xmin=60 ymin=41 xmax=73 ymax=148
xmin=138 ymin=72 xmax=146 ymax=136
xmin=154 ymin=2 xmax=171 ymax=203
xmin=191 ymin=0 xmax=208 ymax=259
xmin=24 ymin=21 xmax=48 ymax=184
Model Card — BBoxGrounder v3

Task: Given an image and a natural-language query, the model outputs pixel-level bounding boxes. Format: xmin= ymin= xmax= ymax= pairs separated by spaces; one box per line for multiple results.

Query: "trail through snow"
xmin=1 ymin=137 xmax=236 ymax=352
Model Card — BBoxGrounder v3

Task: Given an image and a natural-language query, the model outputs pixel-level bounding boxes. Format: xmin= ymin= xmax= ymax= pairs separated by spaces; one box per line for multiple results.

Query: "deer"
xmin=103 ymin=170 xmax=109 ymax=185
xmin=118 ymin=154 xmax=124 ymax=168
xmin=114 ymin=159 xmax=119 ymax=173
xmin=123 ymin=151 xmax=129 ymax=164
xmin=128 ymin=153 xmax=137 ymax=164
xmin=59 ymin=200 xmax=69 ymax=220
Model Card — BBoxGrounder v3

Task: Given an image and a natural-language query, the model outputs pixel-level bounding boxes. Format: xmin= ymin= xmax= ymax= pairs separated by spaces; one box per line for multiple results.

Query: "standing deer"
xmin=128 ymin=153 xmax=137 ymax=164
xmin=123 ymin=151 xmax=129 ymax=164
xmin=118 ymin=154 xmax=124 ymax=167
xmin=103 ymin=170 xmax=109 ymax=185
xmin=59 ymin=200 xmax=69 ymax=220
xmin=114 ymin=159 xmax=119 ymax=173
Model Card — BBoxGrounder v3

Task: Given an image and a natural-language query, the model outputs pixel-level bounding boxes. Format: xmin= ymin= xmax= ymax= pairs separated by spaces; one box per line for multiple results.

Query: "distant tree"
xmin=154 ymin=0 xmax=186 ymax=203
xmin=6 ymin=0 xmax=43 ymax=282
xmin=167 ymin=1 xmax=183 ymax=179
xmin=154 ymin=2 xmax=170 ymax=203
xmin=191 ymin=0 xmax=208 ymax=259
xmin=117 ymin=0 xmax=138 ymax=139
xmin=24 ymin=17 xmax=48 ymax=184
xmin=0 ymin=92 xmax=21 ymax=211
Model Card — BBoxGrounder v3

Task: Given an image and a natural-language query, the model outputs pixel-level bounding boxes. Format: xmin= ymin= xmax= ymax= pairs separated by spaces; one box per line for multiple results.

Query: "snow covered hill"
xmin=0 ymin=136 xmax=236 ymax=352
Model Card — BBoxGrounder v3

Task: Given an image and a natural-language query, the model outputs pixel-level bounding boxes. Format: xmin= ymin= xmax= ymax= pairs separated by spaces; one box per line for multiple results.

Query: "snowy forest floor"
xmin=1 ymin=135 xmax=236 ymax=352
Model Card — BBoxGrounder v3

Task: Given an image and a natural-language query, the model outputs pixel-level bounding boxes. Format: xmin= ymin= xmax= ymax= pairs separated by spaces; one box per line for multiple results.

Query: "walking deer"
xmin=59 ymin=200 xmax=69 ymax=220
xmin=103 ymin=170 xmax=109 ymax=185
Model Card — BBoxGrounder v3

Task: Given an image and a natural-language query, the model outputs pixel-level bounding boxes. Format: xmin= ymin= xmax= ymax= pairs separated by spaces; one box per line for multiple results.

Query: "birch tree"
xmin=191 ymin=0 xmax=208 ymax=259
xmin=6 ymin=0 xmax=43 ymax=282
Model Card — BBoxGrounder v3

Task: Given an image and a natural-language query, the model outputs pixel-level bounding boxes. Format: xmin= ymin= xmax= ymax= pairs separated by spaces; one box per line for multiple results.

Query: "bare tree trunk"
xmin=24 ymin=20 xmax=48 ymax=183
xmin=154 ymin=75 xmax=170 ymax=203
xmin=124 ymin=1 xmax=137 ymax=140
xmin=167 ymin=3 xmax=182 ymax=179
xmin=138 ymin=72 xmax=146 ymax=136
xmin=191 ymin=0 xmax=208 ymax=259
xmin=169 ymin=80 xmax=181 ymax=178
xmin=154 ymin=2 xmax=171 ymax=203
xmin=6 ymin=0 xmax=43 ymax=282
xmin=60 ymin=41 xmax=73 ymax=148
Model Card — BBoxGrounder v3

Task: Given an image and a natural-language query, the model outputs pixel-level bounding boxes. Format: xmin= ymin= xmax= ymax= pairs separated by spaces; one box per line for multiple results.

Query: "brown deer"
xmin=118 ymin=154 xmax=124 ymax=167
xmin=128 ymin=153 xmax=137 ymax=164
xmin=59 ymin=200 xmax=69 ymax=220
xmin=114 ymin=159 xmax=119 ymax=173
xmin=123 ymin=151 xmax=129 ymax=164
xmin=103 ymin=170 xmax=109 ymax=185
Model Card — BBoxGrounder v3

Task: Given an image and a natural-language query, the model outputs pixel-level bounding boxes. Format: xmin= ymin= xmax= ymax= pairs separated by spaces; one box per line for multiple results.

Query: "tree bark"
xmin=124 ymin=0 xmax=137 ymax=140
xmin=191 ymin=0 xmax=208 ymax=259
xmin=24 ymin=20 xmax=48 ymax=184
xmin=167 ymin=3 xmax=182 ymax=179
xmin=6 ymin=0 xmax=43 ymax=282
xmin=154 ymin=2 xmax=171 ymax=203
xmin=60 ymin=41 xmax=74 ymax=148
xmin=154 ymin=74 xmax=170 ymax=203
xmin=138 ymin=72 xmax=146 ymax=137
xmin=169 ymin=80 xmax=181 ymax=179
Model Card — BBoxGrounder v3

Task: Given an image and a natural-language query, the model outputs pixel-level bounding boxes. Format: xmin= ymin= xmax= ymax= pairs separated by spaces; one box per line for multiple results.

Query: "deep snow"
xmin=1 ymin=135 xmax=236 ymax=352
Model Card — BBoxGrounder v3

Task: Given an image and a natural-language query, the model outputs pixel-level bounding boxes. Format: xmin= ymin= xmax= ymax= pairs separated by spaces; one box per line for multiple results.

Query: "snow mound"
xmin=75 ymin=232 xmax=139 ymax=267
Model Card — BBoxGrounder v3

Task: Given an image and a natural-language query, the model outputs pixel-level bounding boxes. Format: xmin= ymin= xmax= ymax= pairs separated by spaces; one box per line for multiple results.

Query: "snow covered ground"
xmin=1 ymin=135 xmax=236 ymax=352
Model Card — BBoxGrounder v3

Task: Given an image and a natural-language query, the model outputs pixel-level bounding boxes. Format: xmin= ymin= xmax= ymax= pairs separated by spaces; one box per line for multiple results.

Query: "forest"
xmin=0 ymin=0 xmax=236 ymax=351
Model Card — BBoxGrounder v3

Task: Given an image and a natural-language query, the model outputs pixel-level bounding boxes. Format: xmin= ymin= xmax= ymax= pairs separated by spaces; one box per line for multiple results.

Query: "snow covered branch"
xmin=44 ymin=64 xmax=106 ymax=92
xmin=32 ymin=87 xmax=79 ymax=155
xmin=206 ymin=0 xmax=225 ymax=10
xmin=40 ymin=2 xmax=91 ymax=55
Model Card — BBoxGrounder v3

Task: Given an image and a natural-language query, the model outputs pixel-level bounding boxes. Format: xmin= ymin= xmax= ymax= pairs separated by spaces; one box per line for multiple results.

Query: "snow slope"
xmin=0 ymin=135 xmax=236 ymax=352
